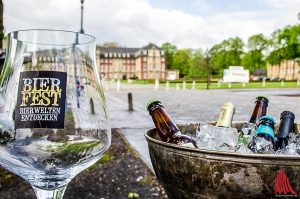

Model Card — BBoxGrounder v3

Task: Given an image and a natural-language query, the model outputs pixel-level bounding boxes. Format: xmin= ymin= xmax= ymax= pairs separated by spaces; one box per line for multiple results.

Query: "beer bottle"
xmin=275 ymin=111 xmax=295 ymax=150
xmin=216 ymin=102 xmax=235 ymax=128
xmin=249 ymin=96 xmax=269 ymax=124
xmin=256 ymin=115 xmax=275 ymax=143
xmin=147 ymin=100 xmax=198 ymax=148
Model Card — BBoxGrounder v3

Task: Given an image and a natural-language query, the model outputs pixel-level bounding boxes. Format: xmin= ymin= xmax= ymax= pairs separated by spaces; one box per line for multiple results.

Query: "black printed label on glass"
xmin=15 ymin=71 xmax=67 ymax=129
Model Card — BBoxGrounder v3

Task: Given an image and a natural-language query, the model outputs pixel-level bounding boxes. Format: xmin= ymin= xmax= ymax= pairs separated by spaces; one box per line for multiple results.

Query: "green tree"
xmin=242 ymin=34 xmax=268 ymax=73
xmin=266 ymin=29 xmax=284 ymax=77
xmin=209 ymin=37 xmax=244 ymax=73
xmin=172 ymin=49 xmax=192 ymax=76
xmin=225 ymin=37 xmax=244 ymax=66
xmin=278 ymin=25 xmax=300 ymax=78
xmin=209 ymin=43 xmax=226 ymax=73
xmin=248 ymin=33 xmax=268 ymax=51
xmin=161 ymin=42 xmax=177 ymax=69
xmin=190 ymin=50 xmax=206 ymax=77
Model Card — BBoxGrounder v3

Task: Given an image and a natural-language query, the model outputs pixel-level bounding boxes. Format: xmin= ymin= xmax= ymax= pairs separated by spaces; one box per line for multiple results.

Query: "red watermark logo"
xmin=274 ymin=169 xmax=297 ymax=197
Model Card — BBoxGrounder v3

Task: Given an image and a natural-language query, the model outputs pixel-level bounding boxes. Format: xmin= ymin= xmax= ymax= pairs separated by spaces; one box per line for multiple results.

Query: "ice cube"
xmin=241 ymin=123 xmax=257 ymax=136
xmin=235 ymin=144 xmax=254 ymax=154
xmin=276 ymin=143 xmax=299 ymax=156
xmin=236 ymin=123 xmax=257 ymax=148
xmin=237 ymin=131 xmax=250 ymax=146
xmin=249 ymin=136 xmax=275 ymax=154
xmin=289 ymin=133 xmax=300 ymax=143
xmin=195 ymin=124 xmax=239 ymax=152
xmin=275 ymin=133 xmax=300 ymax=156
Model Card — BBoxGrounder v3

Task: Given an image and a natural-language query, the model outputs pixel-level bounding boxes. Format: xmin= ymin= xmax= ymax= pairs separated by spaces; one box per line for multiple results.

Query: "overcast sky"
xmin=3 ymin=0 xmax=300 ymax=49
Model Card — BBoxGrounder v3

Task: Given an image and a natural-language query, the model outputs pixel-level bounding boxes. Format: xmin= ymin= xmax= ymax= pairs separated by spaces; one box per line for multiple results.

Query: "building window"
xmin=143 ymin=64 xmax=147 ymax=70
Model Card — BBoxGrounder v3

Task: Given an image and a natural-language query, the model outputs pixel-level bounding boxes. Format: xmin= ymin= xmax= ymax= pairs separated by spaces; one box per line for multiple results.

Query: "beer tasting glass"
xmin=0 ymin=29 xmax=111 ymax=199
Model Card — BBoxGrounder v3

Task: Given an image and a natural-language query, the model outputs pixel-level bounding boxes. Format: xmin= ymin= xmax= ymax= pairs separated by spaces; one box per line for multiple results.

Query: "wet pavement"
xmin=104 ymin=82 xmax=300 ymax=171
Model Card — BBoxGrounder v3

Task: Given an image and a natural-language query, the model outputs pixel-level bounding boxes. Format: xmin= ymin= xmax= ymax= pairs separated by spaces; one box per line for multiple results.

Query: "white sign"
xmin=223 ymin=66 xmax=249 ymax=83
xmin=167 ymin=71 xmax=177 ymax=80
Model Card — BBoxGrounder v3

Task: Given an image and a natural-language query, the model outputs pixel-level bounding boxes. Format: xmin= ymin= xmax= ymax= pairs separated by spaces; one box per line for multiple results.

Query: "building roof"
xmin=97 ymin=43 xmax=161 ymax=54
xmin=142 ymin=43 xmax=161 ymax=50
xmin=96 ymin=43 xmax=163 ymax=58
xmin=97 ymin=46 xmax=140 ymax=54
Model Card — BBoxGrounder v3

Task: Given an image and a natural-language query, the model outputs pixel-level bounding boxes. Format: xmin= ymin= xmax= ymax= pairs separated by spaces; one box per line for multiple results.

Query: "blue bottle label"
xmin=256 ymin=125 xmax=275 ymax=140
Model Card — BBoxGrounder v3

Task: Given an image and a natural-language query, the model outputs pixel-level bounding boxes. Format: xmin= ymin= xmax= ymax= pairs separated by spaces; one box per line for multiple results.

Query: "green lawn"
xmin=122 ymin=79 xmax=300 ymax=89
xmin=169 ymin=81 xmax=300 ymax=89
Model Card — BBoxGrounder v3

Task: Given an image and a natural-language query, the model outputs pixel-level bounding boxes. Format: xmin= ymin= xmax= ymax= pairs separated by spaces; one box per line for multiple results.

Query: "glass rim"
xmin=7 ymin=29 xmax=96 ymax=46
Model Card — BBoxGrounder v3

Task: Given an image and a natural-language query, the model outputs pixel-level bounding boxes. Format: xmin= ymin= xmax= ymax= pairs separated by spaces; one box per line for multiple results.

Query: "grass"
xmin=86 ymin=152 xmax=112 ymax=171
xmin=139 ymin=175 xmax=153 ymax=186
xmin=182 ymin=81 xmax=299 ymax=89
xmin=123 ymin=80 xmax=300 ymax=89
xmin=121 ymin=79 xmax=152 ymax=84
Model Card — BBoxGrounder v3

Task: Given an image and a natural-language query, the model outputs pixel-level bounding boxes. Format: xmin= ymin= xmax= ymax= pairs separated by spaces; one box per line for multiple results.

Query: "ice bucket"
xmin=145 ymin=122 xmax=300 ymax=199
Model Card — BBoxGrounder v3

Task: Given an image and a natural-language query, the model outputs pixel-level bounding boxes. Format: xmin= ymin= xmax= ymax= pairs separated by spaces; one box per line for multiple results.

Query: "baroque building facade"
xmin=267 ymin=60 xmax=300 ymax=80
xmin=96 ymin=43 xmax=166 ymax=80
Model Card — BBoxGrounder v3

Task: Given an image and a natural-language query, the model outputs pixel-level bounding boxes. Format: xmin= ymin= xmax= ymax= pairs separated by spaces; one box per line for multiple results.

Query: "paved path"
xmin=105 ymin=84 xmax=300 ymax=172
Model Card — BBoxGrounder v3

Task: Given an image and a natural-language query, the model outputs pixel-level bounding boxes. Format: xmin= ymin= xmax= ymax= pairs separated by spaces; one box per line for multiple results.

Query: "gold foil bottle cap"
xmin=221 ymin=102 xmax=235 ymax=111
xmin=216 ymin=102 xmax=235 ymax=128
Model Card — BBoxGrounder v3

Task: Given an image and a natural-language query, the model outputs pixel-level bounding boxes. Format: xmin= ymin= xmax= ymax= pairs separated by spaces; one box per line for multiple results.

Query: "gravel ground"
xmin=0 ymin=129 xmax=167 ymax=199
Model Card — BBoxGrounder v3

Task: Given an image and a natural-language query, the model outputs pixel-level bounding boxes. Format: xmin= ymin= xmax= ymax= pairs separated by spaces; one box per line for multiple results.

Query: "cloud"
xmin=3 ymin=0 xmax=300 ymax=49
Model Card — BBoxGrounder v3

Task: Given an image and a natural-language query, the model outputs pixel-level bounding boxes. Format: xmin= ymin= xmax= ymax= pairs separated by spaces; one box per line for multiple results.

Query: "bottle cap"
xmin=216 ymin=102 xmax=235 ymax=128
xmin=280 ymin=111 xmax=295 ymax=120
xmin=221 ymin=102 xmax=235 ymax=112
xmin=259 ymin=115 xmax=275 ymax=125
xmin=256 ymin=96 xmax=269 ymax=103
xmin=146 ymin=99 xmax=163 ymax=112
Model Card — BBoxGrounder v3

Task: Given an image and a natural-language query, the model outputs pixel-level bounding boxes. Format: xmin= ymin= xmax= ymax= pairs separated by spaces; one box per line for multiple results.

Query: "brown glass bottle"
xmin=147 ymin=100 xmax=198 ymax=148
xmin=249 ymin=96 xmax=269 ymax=124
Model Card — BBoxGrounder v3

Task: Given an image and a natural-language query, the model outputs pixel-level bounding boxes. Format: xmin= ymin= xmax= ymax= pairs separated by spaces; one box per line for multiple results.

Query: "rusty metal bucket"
xmin=145 ymin=122 xmax=300 ymax=199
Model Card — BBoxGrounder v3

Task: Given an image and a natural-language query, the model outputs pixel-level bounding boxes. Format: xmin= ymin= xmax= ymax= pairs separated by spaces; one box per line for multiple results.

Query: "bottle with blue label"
xmin=256 ymin=116 xmax=275 ymax=142
xmin=238 ymin=96 xmax=269 ymax=148
xmin=249 ymin=115 xmax=275 ymax=153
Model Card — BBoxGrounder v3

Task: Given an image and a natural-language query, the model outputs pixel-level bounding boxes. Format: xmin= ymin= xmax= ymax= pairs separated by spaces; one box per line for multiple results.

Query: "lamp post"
xmin=80 ymin=0 xmax=85 ymax=34
xmin=205 ymin=48 xmax=211 ymax=90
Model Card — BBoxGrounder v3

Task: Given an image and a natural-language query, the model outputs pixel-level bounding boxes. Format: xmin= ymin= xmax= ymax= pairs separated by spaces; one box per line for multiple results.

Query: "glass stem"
xmin=32 ymin=186 xmax=67 ymax=199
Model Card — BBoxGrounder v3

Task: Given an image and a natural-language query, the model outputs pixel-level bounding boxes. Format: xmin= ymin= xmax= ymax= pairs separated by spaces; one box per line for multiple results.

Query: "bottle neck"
xmin=150 ymin=106 xmax=180 ymax=142
xmin=277 ymin=117 xmax=294 ymax=139
xmin=249 ymin=101 xmax=268 ymax=123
